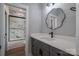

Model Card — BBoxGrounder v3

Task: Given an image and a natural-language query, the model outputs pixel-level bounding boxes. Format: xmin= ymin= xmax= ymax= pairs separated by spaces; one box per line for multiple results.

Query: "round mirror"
xmin=45 ymin=8 xmax=66 ymax=30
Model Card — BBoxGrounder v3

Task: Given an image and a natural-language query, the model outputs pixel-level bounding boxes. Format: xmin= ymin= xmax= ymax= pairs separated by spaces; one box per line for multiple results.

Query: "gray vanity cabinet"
xmin=31 ymin=37 xmax=73 ymax=56
xmin=31 ymin=37 xmax=50 ymax=56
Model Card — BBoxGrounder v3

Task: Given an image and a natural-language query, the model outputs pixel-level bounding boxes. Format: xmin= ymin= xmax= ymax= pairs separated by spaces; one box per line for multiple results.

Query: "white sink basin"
xmin=40 ymin=36 xmax=55 ymax=41
xmin=37 ymin=33 xmax=56 ymax=41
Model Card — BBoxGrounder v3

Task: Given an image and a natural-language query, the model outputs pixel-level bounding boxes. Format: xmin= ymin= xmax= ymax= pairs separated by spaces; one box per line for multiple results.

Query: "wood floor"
xmin=5 ymin=46 xmax=25 ymax=56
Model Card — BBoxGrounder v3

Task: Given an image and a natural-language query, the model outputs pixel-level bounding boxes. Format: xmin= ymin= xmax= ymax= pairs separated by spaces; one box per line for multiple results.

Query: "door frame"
xmin=0 ymin=3 xmax=6 ymax=56
xmin=6 ymin=3 xmax=29 ymax=56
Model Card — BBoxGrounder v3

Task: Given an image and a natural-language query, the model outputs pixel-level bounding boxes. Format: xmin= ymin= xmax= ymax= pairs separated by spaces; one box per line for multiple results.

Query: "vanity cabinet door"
xmin=31 ymin=44 xmax=37 ymax=56
xmin=36 ymin=41 xmax=50 ymax=56
xmin=50 ymin=46 xmax=73 ymax=56
xmin=36 ymin=46 xmax=49 ymax=56
xmin=31 ymin=38 xmax=50 ymax=56
xmin=31 ymin=38 xmax=39 ymax=56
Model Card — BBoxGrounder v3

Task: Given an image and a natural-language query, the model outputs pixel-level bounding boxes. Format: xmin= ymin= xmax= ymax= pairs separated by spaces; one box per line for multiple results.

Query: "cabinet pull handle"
xmin=57 ymin=53 xmax=61 ymax=56
xmin=0 ymin=45 xmax=1 ymax=49
xmin=39 ymin=49 xmax=43 ymax=56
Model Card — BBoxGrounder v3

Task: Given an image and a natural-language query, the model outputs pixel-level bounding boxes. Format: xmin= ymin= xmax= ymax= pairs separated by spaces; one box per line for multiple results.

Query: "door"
xmin=0 ymin=4 xmax=5 ymax=56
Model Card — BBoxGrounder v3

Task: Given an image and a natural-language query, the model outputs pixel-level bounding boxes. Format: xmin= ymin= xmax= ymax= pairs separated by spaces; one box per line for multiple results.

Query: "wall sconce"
xmin=70 ymin=7 xmax=76 ymax=11
xmin=46 ymin=3 xmax=55 ymax=7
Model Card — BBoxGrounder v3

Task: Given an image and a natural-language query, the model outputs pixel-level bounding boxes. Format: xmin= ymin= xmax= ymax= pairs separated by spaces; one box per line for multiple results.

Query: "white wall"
xmin=76 ymin=3 xmax=79 ymax=55
xmin=41 ymin=3 xmax=76 ymax=37
xmin=25 ymin=3 xmax=42 ymax=55
xmin=0 ymin=4 xmax=5 ymax=56
xmin=28 ymin=3 xmax=42 ymax=34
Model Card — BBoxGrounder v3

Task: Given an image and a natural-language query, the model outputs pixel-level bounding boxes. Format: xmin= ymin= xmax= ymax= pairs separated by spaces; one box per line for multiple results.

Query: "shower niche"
xmin=8 ymin=6 xmax=26 ymax=41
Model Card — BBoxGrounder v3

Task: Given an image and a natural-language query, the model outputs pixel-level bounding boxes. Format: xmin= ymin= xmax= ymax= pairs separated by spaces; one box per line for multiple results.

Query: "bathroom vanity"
xmin=31 ymin=33 xmax=76 ymax=56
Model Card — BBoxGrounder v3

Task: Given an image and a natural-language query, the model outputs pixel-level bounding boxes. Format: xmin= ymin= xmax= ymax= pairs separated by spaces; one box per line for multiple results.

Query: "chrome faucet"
xmin=49 ymin=32 xmax=53 ymax=38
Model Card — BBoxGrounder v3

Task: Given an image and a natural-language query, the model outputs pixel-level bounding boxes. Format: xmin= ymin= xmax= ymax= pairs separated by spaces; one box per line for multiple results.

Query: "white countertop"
xmin=31 ymin=33 xmax=76 ymax=55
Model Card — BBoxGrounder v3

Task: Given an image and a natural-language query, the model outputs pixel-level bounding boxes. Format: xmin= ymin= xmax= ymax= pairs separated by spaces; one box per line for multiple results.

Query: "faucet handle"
xmin=49 ymin=32 xmax=51 ymax=34
xmin=49 ymin=32 xmax=53 ymax=34
xmin=49 ymin=32 xmax=53 ymax=38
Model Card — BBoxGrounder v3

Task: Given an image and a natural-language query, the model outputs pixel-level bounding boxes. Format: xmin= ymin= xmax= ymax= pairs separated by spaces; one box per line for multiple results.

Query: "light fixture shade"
xmin=46 ymin=3 xmax=55 ymax=7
